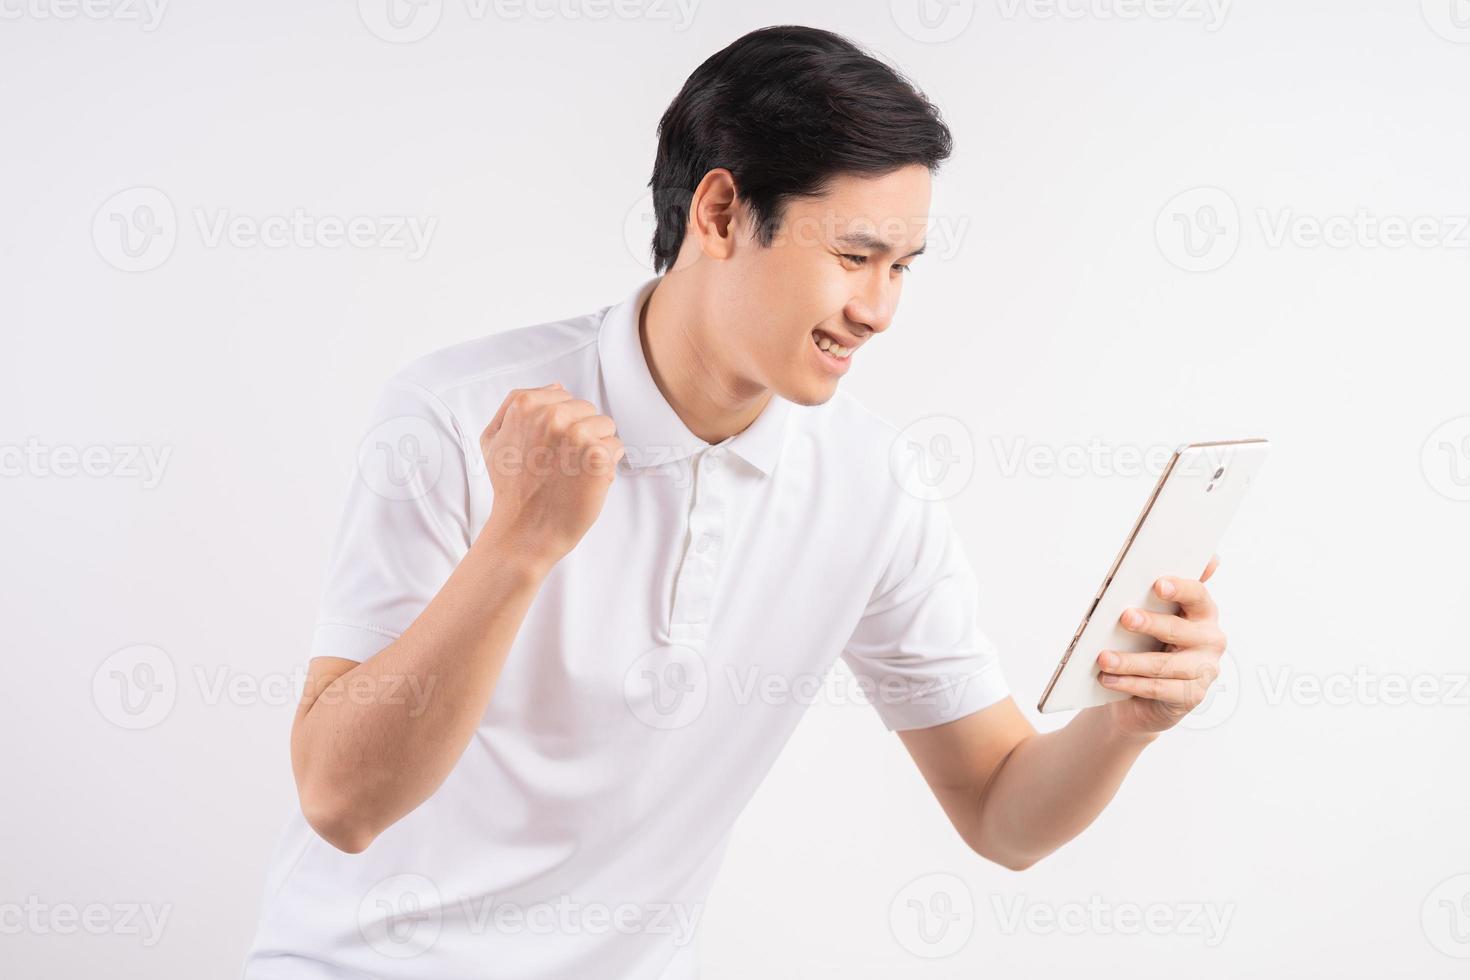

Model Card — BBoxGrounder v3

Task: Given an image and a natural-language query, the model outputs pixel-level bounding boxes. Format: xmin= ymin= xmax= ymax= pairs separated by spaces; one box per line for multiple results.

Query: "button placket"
xmin=669 ymin=447 xmax=729 ymax=644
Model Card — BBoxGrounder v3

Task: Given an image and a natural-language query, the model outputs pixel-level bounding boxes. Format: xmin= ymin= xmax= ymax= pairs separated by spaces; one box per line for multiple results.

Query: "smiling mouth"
xmin=811 ymin=329 xmax=855 ymax=359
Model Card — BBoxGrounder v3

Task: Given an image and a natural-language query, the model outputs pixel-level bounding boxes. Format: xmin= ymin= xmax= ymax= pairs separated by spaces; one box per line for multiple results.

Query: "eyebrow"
xmin=835 ymin=231 xmax=927 ymax=259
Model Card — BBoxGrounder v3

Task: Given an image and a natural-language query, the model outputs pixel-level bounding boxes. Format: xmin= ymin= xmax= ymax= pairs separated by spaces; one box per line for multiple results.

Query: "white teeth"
xmin=813 ymin=331 xmax=853 ymax=359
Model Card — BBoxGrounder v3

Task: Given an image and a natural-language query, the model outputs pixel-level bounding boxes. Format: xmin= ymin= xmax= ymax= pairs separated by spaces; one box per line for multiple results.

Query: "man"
xmin=243 ymin=24 xmax=1228 ymax=979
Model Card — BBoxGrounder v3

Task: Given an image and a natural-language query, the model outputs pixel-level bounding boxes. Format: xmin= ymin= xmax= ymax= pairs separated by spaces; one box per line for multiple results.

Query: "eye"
xmin=893 ymin=263 xmax=913 ymax=275
xmin=840 ymin=253 xmax=868 ymax=266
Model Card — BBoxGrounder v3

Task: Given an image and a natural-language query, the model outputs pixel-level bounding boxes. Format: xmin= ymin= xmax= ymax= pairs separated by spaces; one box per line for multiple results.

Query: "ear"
xmin=686 ymin=168 xmax=741 ymax=263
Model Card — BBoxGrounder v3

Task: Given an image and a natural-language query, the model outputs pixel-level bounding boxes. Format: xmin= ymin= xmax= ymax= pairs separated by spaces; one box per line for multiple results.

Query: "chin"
xmin=779 ymin=377 xmax=840 ymax=408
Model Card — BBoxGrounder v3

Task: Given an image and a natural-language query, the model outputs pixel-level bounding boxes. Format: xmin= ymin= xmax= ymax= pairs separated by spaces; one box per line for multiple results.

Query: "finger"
xmin=1201 ymin=554 xmax=1220 ymax=583
xmin=1096 ymin=672 xmax=1201 ymax=705
xmin=1152 ymin=575 xmax=1218 ymax=621
xmin=485 ymin=384 xmax=567 ymax=440
xmin=1118 ymin=607 xmax=1221 ymax=649
xmin=567 ymin=413 xmax=617 ymax=442
xmin=601 ymin=434 xmax=626 ymax=466
xmin=550 ymin=399 xmax=600 ymax=430
xmin=1097 ymin=649 xmax=1218 ymax=681
xmin=484 ymin=393 xmax=518 ymax=441
xmin=584 ymin=434 xmax=625 ymax=477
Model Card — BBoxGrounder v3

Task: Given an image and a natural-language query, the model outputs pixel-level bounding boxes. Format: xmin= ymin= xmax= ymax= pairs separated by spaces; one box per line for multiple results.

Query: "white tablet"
xmin=1037 ymin=438 xmax=1270 ymax=714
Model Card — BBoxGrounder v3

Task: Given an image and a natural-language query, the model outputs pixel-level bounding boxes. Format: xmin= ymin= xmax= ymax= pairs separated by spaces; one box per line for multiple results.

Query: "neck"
xmin=639 ymin=273 xmax=771 ymax=445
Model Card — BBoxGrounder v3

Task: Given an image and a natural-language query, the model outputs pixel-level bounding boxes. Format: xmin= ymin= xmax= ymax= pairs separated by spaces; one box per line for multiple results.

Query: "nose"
xmin=844 ymin=270 xmax=897 ymax=336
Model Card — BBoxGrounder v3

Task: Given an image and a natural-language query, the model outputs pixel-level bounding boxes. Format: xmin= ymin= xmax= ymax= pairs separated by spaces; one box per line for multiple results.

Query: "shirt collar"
xmin=597 ymin=276 xmax=792 ymax=477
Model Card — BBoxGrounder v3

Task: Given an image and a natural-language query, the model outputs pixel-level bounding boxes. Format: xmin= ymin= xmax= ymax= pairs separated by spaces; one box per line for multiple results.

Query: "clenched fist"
xmin=478 ymin=383 xmax=624 ymax=568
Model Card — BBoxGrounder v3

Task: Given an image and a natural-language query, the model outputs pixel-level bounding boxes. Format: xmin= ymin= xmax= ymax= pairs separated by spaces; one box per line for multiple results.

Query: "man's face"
xmin=715 ymin=165 xmax=933 ymax=407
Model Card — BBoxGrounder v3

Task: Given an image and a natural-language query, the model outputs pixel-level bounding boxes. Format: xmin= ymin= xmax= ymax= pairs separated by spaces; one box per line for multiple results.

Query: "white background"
xmin=3 ymin=1 xmax=1469 ymax=977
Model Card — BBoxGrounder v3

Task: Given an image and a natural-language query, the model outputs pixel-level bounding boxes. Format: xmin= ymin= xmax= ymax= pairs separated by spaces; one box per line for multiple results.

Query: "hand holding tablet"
xmin=1037 ymin=439 xmax=1270 ymax=715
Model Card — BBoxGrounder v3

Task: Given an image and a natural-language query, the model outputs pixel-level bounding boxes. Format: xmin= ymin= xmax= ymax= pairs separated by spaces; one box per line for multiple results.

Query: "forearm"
xmin=971 ymin=706 xmax=1156 ymax=869
xmin=291 ymin=523 xmax=551 ymax=851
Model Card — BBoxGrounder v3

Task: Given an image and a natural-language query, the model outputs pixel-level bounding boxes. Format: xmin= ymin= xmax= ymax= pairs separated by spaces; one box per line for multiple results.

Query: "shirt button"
xmin=696 ymin=534 xmax=712 ymax=554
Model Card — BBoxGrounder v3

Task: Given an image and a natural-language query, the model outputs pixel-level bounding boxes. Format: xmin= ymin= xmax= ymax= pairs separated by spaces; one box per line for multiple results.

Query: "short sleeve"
xmin=309 ymin=378 xmax=475 ymax=663
xmin=841 ymin=494 xmax=1010 ymax=731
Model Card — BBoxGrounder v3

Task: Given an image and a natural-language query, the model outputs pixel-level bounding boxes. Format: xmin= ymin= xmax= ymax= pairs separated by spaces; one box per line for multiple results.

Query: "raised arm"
xmin=291 ymin=383 xmax=622 ymax=853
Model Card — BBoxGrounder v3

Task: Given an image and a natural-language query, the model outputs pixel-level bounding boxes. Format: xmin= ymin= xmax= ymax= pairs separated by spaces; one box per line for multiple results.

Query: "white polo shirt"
xmin=243 ymin=276 xmax=1009 ymax=980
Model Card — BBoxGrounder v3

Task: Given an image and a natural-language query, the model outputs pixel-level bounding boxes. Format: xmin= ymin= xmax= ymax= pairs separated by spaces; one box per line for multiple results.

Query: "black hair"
xmin=646 ymin=25 xmax=953 ymax=273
